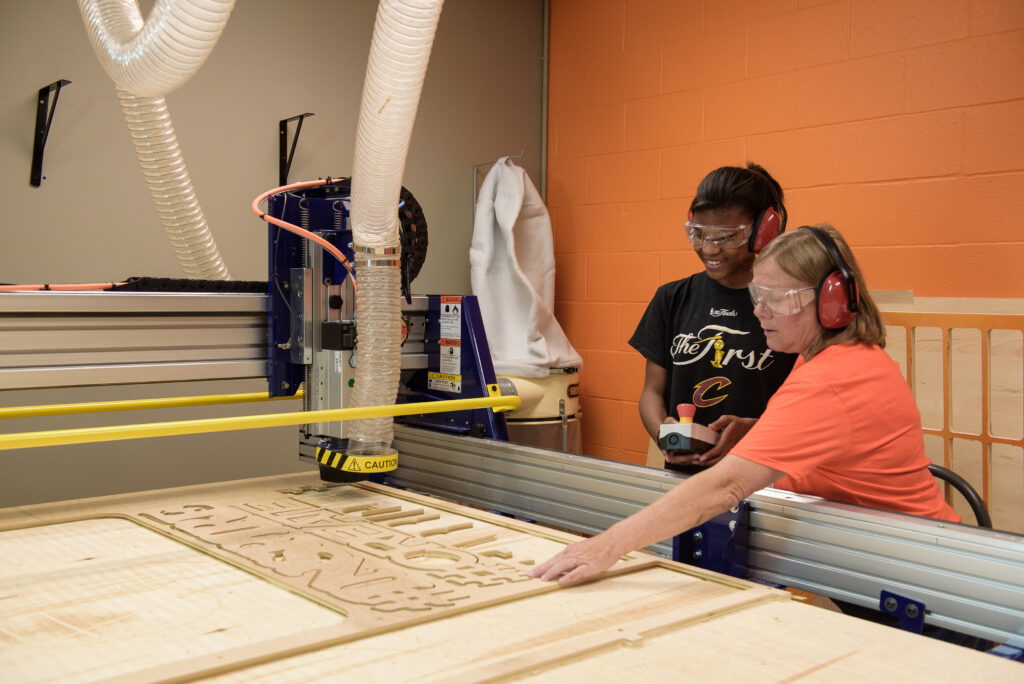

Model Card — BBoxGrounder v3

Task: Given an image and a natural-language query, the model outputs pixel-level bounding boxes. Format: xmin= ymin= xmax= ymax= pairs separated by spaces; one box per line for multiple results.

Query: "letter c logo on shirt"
xmin=692 ymin=376 xmax=731 ymax=408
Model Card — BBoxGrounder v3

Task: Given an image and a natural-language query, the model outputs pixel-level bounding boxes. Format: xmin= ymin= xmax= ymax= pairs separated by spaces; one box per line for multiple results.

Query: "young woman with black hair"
xmin=629 ymin=163 xmax=797 ymax=471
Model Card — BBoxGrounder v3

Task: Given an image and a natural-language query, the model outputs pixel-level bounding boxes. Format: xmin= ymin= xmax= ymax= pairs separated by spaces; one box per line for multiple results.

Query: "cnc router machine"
xmin=5 ymin=0 xmax=1021 ymax=676
xmin=1 ymin=179 xmax=1023 ymax=682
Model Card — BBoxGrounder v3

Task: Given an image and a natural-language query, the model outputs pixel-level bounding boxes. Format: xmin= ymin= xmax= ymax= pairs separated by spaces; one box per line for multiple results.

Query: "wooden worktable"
xmin=1 ymin=472 xmax=1018 ymax=682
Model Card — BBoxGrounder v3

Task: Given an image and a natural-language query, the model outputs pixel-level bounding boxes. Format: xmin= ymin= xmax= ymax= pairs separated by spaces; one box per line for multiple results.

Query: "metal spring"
xmin=299 ymin=197 xmax=310 ymax=267
xmin=332 ymin=200 xmax=344 ymax=231
xmin=303 ymin=366 xmax=312 ymax=413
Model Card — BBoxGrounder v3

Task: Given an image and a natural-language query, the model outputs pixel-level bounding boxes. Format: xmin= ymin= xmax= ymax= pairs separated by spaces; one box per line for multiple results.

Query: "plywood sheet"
xmin=1 ymin=472 xmax=1017 ymax=683
xmin=0 ymin=518 xmax=344 ymax=683
xmin=197 ymin=575 xmax=1023 ymax=684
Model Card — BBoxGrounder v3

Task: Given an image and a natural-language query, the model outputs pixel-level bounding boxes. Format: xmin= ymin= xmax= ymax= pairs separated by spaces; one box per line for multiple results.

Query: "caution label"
xmin=341 ymin=453 xmax=399 ymax=473
xmin=317 ymin=447 xmax=398 ymax=473
xmin=439 ymin=337 xmax=461 ymax=375
xmin=428 ymin=371 xmax=462 ymax=393
xmin=316 ymin=446 xmax=344 ymax=469
xmin=440 ymin=295 xmax=462 ymax=339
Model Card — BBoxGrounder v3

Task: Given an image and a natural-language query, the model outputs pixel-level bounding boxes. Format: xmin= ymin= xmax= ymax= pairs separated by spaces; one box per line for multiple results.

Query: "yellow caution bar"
xmin=0 ymin=396 xmax=521 ymax=451
xmin=0 ymin=391 xmax=304 ymax=420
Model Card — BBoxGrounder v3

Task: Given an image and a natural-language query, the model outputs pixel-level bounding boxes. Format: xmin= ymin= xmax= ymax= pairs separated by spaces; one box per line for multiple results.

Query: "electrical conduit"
xmin=347 ymin=0 xmax=444 ymax=459
xmin=78 ymin=0 xmax=234 ymax=279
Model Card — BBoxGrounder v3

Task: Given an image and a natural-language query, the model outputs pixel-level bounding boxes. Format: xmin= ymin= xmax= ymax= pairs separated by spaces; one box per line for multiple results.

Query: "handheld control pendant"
xmin=658 ymin=403 xmax=719 ymax=454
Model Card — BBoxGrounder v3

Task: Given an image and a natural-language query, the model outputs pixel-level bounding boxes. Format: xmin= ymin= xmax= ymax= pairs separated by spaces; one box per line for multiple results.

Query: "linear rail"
xmin=0 ymin=290 xmax=431 ymax=391
xmin=390 ymin=425 xmax=1024 ymax=645
xmin=0 ymin=291 xmax=267 ymax=389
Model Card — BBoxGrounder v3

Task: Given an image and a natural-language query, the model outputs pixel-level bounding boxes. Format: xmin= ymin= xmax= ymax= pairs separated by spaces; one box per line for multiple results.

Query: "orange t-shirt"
xmin=733 ymin=343 xmax=959 ymax=522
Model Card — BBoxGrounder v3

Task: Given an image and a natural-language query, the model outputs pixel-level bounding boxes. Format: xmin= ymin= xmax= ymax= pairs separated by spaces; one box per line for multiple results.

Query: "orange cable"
xmin=0 ymin=282 xmax=125 ymax=291
xmin=251 ymin=178 xmax=357 ymax=290
xmin=3 ymin=180 xmax=358 ymax=294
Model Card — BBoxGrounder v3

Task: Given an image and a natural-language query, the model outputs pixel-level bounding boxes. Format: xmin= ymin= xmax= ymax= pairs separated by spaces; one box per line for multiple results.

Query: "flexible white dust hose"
xmin=348 ymin=0 xmax=444 ymax=457
xmin=118 ymin=92 xmax=228 ymax=278
xmin=79 ymin=0 xmax=233 ymax=279
xmin=79 ymin=0 xmax=445 ymax=452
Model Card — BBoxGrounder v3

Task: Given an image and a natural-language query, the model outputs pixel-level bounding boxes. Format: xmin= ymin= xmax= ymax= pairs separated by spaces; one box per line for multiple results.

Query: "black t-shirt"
xmin=629 ymin=272 xmax=798 ymax=429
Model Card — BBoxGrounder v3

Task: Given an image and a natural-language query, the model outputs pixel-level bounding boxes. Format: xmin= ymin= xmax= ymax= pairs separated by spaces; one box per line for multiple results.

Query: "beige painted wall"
xmin=0 ymin=0 xmax=545 ymax=506
xmin=0 ymin=0 xmax=544 ymax=290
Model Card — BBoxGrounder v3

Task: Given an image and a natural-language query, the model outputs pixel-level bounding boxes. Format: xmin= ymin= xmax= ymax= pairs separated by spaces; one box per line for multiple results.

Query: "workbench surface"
xmin=1 ymin=472 xmax=1017 ymax=682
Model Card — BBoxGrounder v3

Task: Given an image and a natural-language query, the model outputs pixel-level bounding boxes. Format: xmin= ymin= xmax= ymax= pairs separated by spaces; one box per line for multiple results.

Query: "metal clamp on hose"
xmin=354 ymin=244 xmax=401 ymax=269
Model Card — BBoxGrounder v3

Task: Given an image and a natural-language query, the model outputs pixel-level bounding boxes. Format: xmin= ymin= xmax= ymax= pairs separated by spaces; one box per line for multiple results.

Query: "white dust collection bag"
xmin=470 ymin=157 xmax=582 ymax=378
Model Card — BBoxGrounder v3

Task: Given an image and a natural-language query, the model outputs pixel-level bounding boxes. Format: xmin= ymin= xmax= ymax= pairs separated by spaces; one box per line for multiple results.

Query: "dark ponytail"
xmin=690 ymin=162 xmax=785 ymax=225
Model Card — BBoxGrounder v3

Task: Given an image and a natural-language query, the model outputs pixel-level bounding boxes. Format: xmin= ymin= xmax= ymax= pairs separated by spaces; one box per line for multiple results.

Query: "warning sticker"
xmin=440 ymin=295 xmax=462 ymax=339
xmin=428 ymin=371 xmax=462 ymax=393
xmin=439 ymin=337 xmax=461 ymax=375
xmin=341 ymin=454 xmax=399 ymax=473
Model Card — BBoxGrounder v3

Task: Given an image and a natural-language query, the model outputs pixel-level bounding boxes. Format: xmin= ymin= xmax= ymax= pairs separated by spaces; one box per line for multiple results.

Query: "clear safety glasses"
xmin=684 ymin=221 xmax=750 ymax=250
xmin=747 ymin=283 xmax=816 ymax=316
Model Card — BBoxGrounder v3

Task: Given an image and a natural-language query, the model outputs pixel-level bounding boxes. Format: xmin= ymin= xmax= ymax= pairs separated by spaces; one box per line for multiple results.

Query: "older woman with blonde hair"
xmin=531 ymin=224 xmax=957 ymax=585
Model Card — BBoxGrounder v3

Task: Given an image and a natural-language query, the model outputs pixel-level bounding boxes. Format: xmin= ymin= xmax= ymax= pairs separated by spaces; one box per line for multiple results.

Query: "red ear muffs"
xmin=817 ymin=270 xmax=857 ymax=329
xmin=749 ymin=207 xmax=783 ymax=253
xmin=803 ymin=226 xmax=859 ymax=329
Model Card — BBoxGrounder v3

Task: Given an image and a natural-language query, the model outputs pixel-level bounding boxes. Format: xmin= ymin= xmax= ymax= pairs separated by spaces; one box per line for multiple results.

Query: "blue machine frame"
xmin=673 ymin=501 xmax=749 ymax=579
xmin=266 ymin=186 xmax=351 ymax=399
xmin=265 ymin=182 xmax=508 ymax=441
xmin=396 ymin=294 xmax=508 ymax=441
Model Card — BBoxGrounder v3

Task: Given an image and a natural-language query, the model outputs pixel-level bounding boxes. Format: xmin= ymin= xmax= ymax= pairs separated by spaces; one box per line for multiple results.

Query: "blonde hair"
xmin=757 ymin=224 xmax=885 ymax=359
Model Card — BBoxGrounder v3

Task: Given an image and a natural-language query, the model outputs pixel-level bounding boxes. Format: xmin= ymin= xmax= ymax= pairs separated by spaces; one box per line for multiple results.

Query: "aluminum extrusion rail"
xmin=390 ymin=425 xmax=1024 ymax=645
xmin=0 ymin=290 xmax=432 ymax=391
xmin=0 ymin=291 xmax=267 ymax=390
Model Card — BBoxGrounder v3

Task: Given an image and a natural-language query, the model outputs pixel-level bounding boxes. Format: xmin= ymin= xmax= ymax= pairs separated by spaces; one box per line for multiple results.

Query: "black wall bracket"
xmin=31 ymin=79 xmax=72 ymax=187
xmin=279 ymin=112 xmax=314 ymax=186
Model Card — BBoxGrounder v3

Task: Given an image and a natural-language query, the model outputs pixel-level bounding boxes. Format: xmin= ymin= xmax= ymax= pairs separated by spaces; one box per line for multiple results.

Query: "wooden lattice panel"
xmin=1 ymin=472 xmax=1018 ymax=682
xmin=883 ymin=307 xmax=1024 ymax=533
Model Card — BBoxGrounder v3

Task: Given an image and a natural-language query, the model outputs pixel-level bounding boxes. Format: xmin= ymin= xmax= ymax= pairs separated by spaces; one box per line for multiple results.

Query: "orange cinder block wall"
xmin=546 ymin=0 xmax=1024 ymax=463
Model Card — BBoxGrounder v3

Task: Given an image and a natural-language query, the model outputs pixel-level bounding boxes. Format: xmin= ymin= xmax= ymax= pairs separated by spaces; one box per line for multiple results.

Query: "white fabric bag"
xmin=470 ymin=157 xmax=582 ymax=378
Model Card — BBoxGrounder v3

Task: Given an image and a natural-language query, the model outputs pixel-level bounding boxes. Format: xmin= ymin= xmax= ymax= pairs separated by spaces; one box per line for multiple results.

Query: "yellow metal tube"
xmin=0 ymin=396 xmax=521 ymax=451
xmin=0 ymin=391 xmax=304 ymax=420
